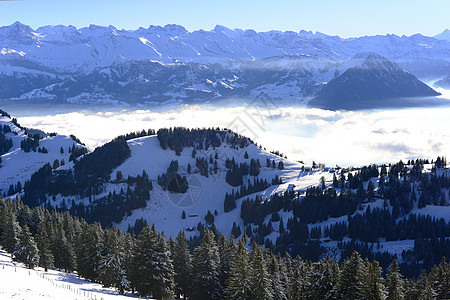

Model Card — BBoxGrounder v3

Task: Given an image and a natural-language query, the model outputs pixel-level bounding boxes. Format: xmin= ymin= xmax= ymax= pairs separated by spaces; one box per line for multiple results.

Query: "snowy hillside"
xmin=0 ymin=249 xmax=133 ymax=300
xmin=114 ymin=134 xmax=335 ymax=238
xmin=0 ymin=121 xmax=447 ymax=280
xmin=11 ymin=126 xmax=448 ymax=268
xmin=0 ymin=112 xmax=87 ymax=196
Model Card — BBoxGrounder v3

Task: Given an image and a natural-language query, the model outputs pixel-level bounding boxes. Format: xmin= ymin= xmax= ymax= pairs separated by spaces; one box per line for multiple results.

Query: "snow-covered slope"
xmin=0 ymin=249 xmax=132 ymax=300
xmin=113 ymin=135 xmax=334 ymax=238
xmin=0 ymin=114 xmax=86 ymax=196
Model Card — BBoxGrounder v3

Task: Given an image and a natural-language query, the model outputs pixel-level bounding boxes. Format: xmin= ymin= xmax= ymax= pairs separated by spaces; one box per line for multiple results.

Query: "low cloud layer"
xmin=6 ymin=98 xmax=450 ymax=167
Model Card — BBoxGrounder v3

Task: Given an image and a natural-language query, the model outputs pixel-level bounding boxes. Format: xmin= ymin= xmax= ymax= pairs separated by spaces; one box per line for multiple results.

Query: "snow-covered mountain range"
xmin=0 ymin=22 xmax=448 ymax=107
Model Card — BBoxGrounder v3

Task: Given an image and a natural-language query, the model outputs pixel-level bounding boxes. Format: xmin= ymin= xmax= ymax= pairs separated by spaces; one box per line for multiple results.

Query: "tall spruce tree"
xmin=51 ymin=226 xmax=76 ymax=272
xmin=172 ymin=231 xmax=192 ymax=299
xmin=14 ymin=224 xmax=39 ymax=269
xmin=35 ymin=222 xmax=54 ymax=271
xmin=191 ymin=229 xmax=221 ymax=300
xmin=98 ymin=228 xmax=129 ymax=294
xmin=0 ymin=206 xmax=20 ymax=254
xmin=386 ymin=258 xmax=404 ymax=300
xmin=77 ymin=223 xmax=103 ymax=281
xmin=363 ymin=260 xmax=387 ymax=300
xmin=337 ymin=251 xmax=366 ymax=300
xmin=267 ymin=253 xmax=287 ymax=300
xmin=428 ymin=257 xmax=450 ymax=299
xmin=249 ymin=244 xmax=273 ymax=300
xmin=307 ymin=256 xmax=339 ymax=300
xmin=416 ymin=271 xmax=437 ymax=300
xmin=225 ymin=237 xmax=252 ymax=299
xmin=130 ymin=224 xmax=174 ymax=299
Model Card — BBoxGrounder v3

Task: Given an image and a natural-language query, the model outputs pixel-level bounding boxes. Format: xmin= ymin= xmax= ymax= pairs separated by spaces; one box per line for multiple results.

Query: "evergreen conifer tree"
xmin=337 ymin=251 xmax=366 ymax=299
xmin=307 ymin=256 xmax=339 ymax=300
xmin=267 ymin=253 xmax=287 ymax=300
xmin=225 ymin=237 xmax=252 ymax=299
xmin=98 ymin=228 xmax=129 ymax=294
xmin=130 ymin=224 xmax=174 ymax=299
xmin=249 ymin=243 xmax=273 ymax=300
xmin=172 ymin=231 xmax=192 ymax=299
xmin=14 ymin=224 xmax=39 ymax=269
xmin=191 ymin=229 xmax=221 ymax=300
xmin=77 ymin=223 xmax=103 ymax=281
xmin=35 ymin=222 xmax=54 ymax=271
xmin=386 ymin=258 xmax=404 ymax=300
xmin=363 ymin=260 xmax=387 ymax=300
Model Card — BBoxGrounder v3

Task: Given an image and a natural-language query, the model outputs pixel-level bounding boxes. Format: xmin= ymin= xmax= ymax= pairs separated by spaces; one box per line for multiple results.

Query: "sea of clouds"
xmin=4 ymin=89 xmax=450 ymax=167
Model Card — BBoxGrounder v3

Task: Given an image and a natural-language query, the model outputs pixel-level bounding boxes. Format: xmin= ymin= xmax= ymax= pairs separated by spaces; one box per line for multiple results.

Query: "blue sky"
xmin=0 ymin=0 xmax=448 ymax=37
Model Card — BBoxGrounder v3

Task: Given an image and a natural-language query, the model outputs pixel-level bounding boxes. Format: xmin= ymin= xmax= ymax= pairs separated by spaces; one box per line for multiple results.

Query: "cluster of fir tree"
xmin=21 ymin=139 xmax=130 ymax=207
xmin=157 ymin=127 xmax=250 ymax=155
xmin=0 ymin=124 xmax=13 ymax=157
xmin=192 ymin=149 xmax=220 ymax=177
xmin=20 ymin=134 xmax=40 ymax=152
xmin=52 ymin=169 xmax=152 ymax=226
xmin=113 ymin=129 xmax=156 ymax=142
xmin=1 ymin=198 xmax=449 ymax=299
xmin=18 ymin=140 xmax=150 ymax=226
xmin=157 ymin=160 xmax=188 ymax=193
xmin=224 ymin=175 xmax=282 ymax=212
xmin=266 ymin=157 xmax=285 ymax=170
xmin=225 ymin=156 xmax=263 ymax=187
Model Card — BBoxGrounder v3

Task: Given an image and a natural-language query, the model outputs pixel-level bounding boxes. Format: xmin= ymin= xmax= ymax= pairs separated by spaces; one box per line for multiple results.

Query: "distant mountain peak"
xmin=434 ymin=29 xmax=450 ymax=41
xmin=309 ymin=54 xmax=441 ymax=110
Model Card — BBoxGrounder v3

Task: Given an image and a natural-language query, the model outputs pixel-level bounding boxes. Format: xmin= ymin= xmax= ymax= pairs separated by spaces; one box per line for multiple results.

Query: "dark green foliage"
xmin=0 ymin=199 xmax=448 ymax=298
xmin=191 ymin=229 xmax=221 ymax=300
xmin=158 ymin=160 xmax=189 ymax=193
xmin=113 ymin=129 xmax=156 ymax=142
xmin=14 ymin=224 xmax=39 ymax=269
xmin=205 ymin=210 xmax=215 ymax=225
xmin=337 ymin=251 xmax=366 ymax=299
xmin=130 ymin=224 xmax=174 ymax=299
xmin=224 ymin=176 xmax=273 ymax=212
xmin=157 ymin=127 xmax=250 ymax=154
xmin=20 ymin=136 xmax=39 ymax=152
xmin=171 ymin=231 xmax=192 ymax=299
xmin=0 ymin=131 xmax=13 ymax=156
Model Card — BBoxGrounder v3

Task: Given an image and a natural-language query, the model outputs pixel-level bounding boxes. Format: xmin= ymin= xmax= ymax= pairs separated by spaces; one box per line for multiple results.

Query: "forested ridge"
xmin=1 ymin=198 xmax=449 ymax=300
xmin=3 ymin=126 xmax=449 ymax=281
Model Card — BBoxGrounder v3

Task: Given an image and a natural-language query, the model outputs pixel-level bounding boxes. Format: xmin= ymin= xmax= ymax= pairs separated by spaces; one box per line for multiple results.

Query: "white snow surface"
xmin=0 ymin=22 xmax=449 ymax=76
xmin=0 ymin=115 xmax=86 ymax=195
xmin=110 ymin=134 xmax=335 ymax=238
xmin=0 ymin=249 xmax=137 ymax=300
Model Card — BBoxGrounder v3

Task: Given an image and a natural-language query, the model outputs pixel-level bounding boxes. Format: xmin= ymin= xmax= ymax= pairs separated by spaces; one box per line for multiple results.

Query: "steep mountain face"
xmin=309 ymin=53 xmax=441 ymax=110
xmin=0 ymin=22 xmax=448 ymax=105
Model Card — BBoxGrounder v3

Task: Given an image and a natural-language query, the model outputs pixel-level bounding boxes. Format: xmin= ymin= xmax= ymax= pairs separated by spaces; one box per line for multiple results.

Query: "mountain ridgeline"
xmin=0 ymin=22 xmax=447 ymax=109
xmin=1 ymin=124 xmax=448 ymax=279
xmin=309 ymin=53 xmax=441 ymax=110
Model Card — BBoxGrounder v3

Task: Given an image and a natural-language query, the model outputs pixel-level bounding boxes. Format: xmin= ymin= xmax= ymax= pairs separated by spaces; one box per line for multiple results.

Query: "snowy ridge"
xmin=0 ymin=114 xmax=87 ymax=195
